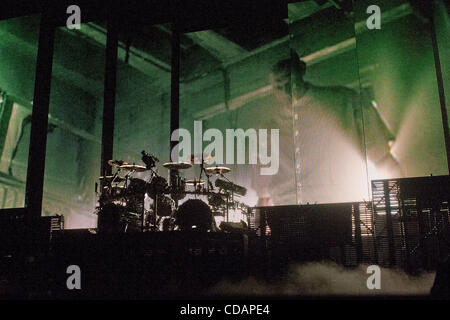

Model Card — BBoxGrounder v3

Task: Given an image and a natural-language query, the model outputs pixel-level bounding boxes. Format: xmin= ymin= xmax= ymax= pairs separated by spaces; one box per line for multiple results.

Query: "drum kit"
xmin=95 ymin=150 xmax=250 ymax=233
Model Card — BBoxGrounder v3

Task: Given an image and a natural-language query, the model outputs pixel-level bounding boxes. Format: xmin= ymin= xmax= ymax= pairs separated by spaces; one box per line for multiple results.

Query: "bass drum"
xmin=175 ymin=199 xmax=216 ymax=232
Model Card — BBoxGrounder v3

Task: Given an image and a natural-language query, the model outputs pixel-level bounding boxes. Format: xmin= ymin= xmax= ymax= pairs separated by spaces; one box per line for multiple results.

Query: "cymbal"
xmin=163 ymin=162 xmax=192 ymax=170
xmin=108 ymin=160 xmax=130 ymax=168
xmin=190 ymin=154 xmax=214 ymax=164
xmin=185 ymin=179 xmax=206 ymax=185
xmin=205 ymin=166 xmax=230 ymax=175
xmin=119 ymin=164 xmax=148 ymax=172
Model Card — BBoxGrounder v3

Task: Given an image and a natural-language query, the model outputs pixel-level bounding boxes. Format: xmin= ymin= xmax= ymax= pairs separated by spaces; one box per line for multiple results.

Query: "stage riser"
xmin=50 ymin=230 xmax=249 ymax=298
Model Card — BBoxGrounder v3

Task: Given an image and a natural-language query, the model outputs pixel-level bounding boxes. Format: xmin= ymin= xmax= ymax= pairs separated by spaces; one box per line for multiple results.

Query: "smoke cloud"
xmin=209 ymin=262 xmax=435 ymax=297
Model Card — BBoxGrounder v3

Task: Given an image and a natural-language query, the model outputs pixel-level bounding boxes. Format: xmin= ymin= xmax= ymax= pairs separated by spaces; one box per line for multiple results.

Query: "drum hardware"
xmin=210 ymin=171 xmax=233 ymax=222
xmin=168 ymin=174 xmax=186 ymax=202
xmin=97 ymin=151 xmax=250 ymax=233
xmin=195 ymin=154 xmax=216 ymax=194
xmin=148 ymin=181 xmax=170 ymax=230
xmin=185 ymin=179 xmax=206 ymax=193
xmin=98 ymin=170 xmax=126 ymax=197
xmin=208 ymin=192 xmax=226 ymax=208
xmin=98 ymin=159 xmax=149 ymax=232
xmin=127 ymin=178 xmax=148 ymax=194
xmin=119 ymin=164 xmax=148 ymax=172
xmin=141 ymin=150 xmax=170 ymax=229
xmin=215 ymin=178 xmax=247 ymax=197
xmin=204 ymin=166 xmax=231 ymax=175
xmin=146 ymin=173 xmax=176 ymax=227
xmin=99 ymin=175 xmax=126 ymax=183
xmin=147 ymin=175 xmax=168 ymax=199
xmin=110 ymin=185 xmax=127 ymax=197
xmin=185 ymin=179 xmax=206 ymax=186
xmin=164 ymin=162 xmax=191 ymax=205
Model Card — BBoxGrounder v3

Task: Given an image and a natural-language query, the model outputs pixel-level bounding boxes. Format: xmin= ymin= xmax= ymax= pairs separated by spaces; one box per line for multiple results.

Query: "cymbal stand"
xmin=198 ymin=154 xmax=213 ymax=193
xmin=220 ymin=173 xmax=234 ymax=222
xmin=123 ymin=169 xmax=133 ymax=189
xmin=111 ymin=170 xmax=120 ymax=184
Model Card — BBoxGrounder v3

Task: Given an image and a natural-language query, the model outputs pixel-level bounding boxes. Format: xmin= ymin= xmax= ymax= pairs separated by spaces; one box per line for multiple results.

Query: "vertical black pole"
xmin=25 ymin=11 xmax=55 ymax=220
xmin=429 ymin=1 xmax=450 ymax=269
xmin=383 ymin=182 xmax=396 ymax=267
xmin=429 ymin=1 xmax=450 ymax=174
xmin=170 ymin=26 xmax=180 ymax=158
xmin=170 ymin=25 xmax=180 ymax=193
xmin=100 ymin=12 xmax=118 ymax=180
